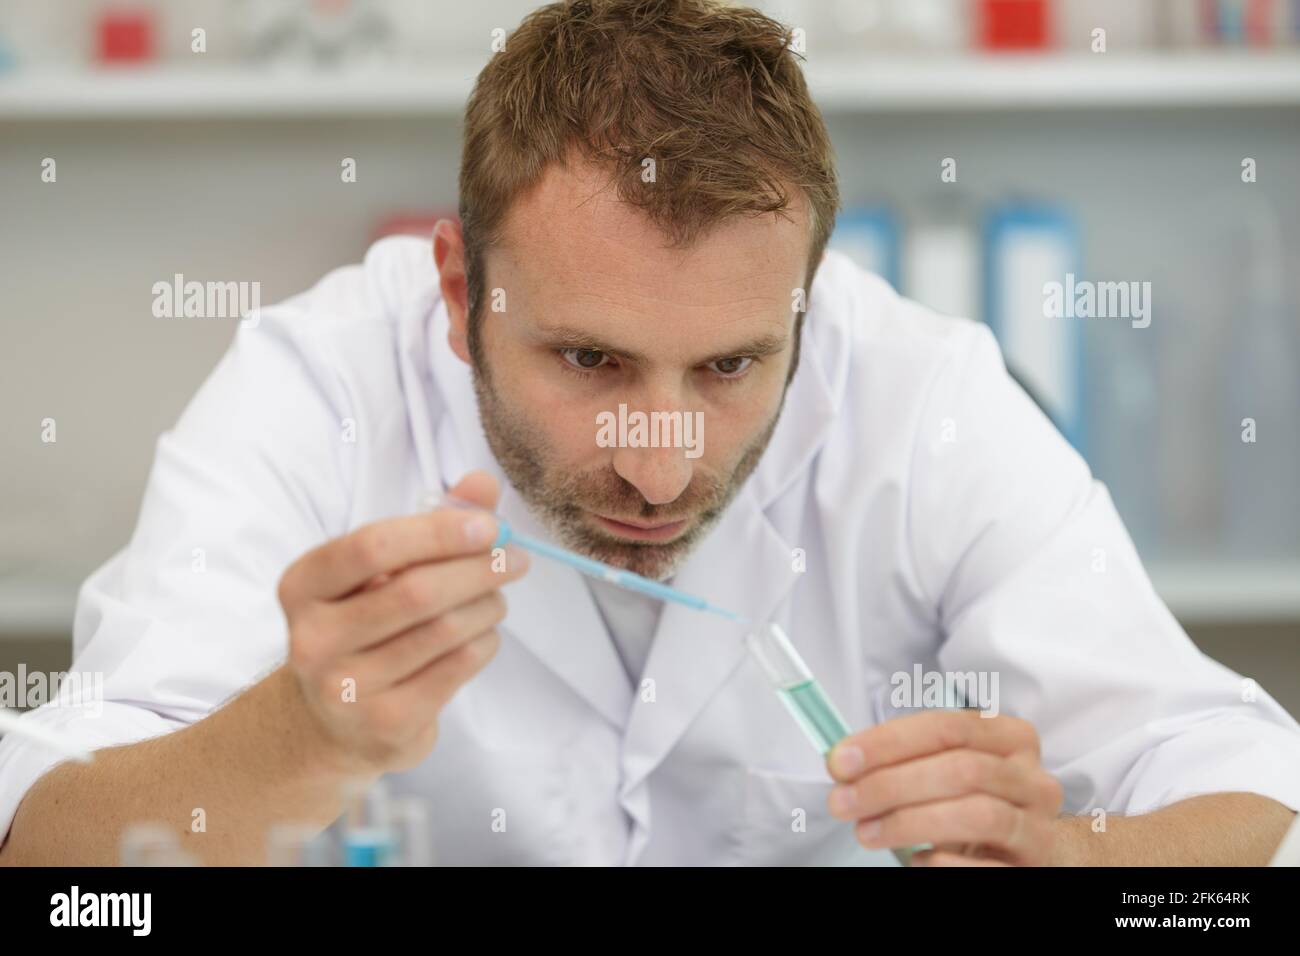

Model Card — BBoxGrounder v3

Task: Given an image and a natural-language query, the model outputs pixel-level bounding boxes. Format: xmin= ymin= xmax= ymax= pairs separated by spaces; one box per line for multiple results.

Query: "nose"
xmin=607 ymin=391 xmax=697 ymax=506
xmin=611 ymin=441 xmax=694 ymax=507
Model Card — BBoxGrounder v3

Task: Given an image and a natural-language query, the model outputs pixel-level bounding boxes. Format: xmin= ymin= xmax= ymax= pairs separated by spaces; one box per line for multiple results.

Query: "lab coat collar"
xmin=614 ymin=293 xmax=843 ymax=861
xmin=618 ymin=483 xmax=799 ymax=795
xmin=745 ymin=283 xmax=845 ymax=510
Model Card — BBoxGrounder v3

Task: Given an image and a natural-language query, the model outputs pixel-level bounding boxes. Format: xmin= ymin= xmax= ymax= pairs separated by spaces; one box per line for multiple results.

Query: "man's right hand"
xmin=277 ymin=470 xmax=528 ymax=777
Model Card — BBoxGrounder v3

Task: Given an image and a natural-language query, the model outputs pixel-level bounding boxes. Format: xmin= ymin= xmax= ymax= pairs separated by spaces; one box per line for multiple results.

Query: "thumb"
xmin=447 ymin=470 xmax=500 ymax=513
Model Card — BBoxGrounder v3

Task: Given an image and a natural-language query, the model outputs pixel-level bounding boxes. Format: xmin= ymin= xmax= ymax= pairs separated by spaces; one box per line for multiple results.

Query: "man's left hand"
xmin=827 ymin=710 xmax=1064 ymax=866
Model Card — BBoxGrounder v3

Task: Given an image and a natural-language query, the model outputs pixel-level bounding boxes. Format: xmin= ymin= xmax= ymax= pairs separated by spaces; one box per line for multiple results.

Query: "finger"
xmin=828 ymin=711 xmax=1039 ymax=782
xmin=348 ymin=471 xmax=500 ymax=596
xmin=911 ymin=849 xmax=1010 ymax=867
xmin=447 ymin=470 xmax=500 ymax=511
xmin=346 ymin=591 xmax=508 ymax=692
xmin=391 ymin=629 xmax=502 ymax=715
xmin=359 ymin=572 xmax=393 ymax=592
xmin=828 ymin=748 xmax=1046 ymax=822
xmin=329 ymin=545 xmax=528 ymax=653
xmin=930 ymin=841 xmax=993 ymax=858
xmin=282 ymin=508 xmax=503 ymax=604
xmin=854 ymin=793 xmax=1050 ymax=865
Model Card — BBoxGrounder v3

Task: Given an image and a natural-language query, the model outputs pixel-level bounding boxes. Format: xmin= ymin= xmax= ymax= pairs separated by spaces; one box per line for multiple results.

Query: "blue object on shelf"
xmin=343 ymin=831 xmax=395 ymax=867
xmin=828 ymin=206 xmax=901 ymax=291
xmin=1217 ymin=0 xmax=1247 ymax=44
xmin=981 ymin=203 xmax=1086 ymax=457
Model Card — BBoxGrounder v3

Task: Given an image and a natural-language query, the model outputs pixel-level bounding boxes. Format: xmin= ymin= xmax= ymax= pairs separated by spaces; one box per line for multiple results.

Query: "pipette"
xmin=422 ymin=492 xmax=744 ymax=623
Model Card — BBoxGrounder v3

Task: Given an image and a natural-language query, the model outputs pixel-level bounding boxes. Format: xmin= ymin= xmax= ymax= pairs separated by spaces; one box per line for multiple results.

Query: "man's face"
xmin=455 ymin=161 xmax=809 ymax=580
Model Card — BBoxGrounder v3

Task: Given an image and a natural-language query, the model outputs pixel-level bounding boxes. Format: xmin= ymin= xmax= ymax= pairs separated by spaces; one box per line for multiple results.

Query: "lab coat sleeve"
xmin=0 ymin=299 xmax=356 ymax=847
xmin=908 ymin=322 xmax=1300 ymax=818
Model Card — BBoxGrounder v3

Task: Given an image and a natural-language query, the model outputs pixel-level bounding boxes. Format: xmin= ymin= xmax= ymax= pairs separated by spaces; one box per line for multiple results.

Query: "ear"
xmin=433 ymin=218 xmax=472 ymax=365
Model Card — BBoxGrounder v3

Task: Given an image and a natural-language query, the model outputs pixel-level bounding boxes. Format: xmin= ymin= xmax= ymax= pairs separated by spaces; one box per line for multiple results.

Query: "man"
xmin=1 ymin=0 xmax=1297 ymax=867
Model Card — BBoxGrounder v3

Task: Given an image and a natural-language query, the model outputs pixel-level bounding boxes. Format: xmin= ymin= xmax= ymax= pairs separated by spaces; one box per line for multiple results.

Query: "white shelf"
xmin=0 ymin=580 xmax=79 ymax=638
xmin=1146 ymin=561 xmax=1300 ymax=625
xmin=0 ymin=64 xmax=482 ymax=119
xmin=1 ymin=561 xmax=1297 ymax=638
xmin=2 ymin=54 xmax=1299 ymax=119
xmin=803 ymin=52 xmax=1300 ymax=111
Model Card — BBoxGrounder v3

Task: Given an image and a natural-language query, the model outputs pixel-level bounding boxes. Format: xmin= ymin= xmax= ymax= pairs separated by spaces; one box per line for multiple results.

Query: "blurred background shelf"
xmin=1146 ymin=561 xmax=1300 ymax=623
xmin=3 ymin=54 xmax=1300 ymax=120
xmin=0 ymin=580 xmax=81 ymax=637
xmin=804 ymin=53 xmax=1300 ymax=111
xmin=0 ymin=65 xmax=479 ymax=119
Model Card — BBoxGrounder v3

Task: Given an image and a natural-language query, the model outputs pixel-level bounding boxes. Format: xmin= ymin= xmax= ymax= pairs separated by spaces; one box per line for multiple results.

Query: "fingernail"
xmin=829 ymin=785 xmax=855 ymax=817
xmin=506 ymin=545 xmax=530 ymax=571
xmin=464 ymin=514 xmax=496 ymax=547
xmin=831 ymin=744 xmax=865 ymax=776
xmin=857 ymin=818 xmax=882 ymax=844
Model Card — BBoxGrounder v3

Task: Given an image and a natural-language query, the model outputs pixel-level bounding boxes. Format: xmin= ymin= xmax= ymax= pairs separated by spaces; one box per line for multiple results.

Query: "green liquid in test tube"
xmin=747 ymin=622 xmax=928 ymax=866
xmin=776 ymin=679 xmax=850 ymax=754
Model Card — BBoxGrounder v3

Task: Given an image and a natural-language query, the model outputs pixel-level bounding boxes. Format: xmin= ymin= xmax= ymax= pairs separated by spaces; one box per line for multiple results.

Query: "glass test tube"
xmin=745 ymin=621 xmax=926 ymax=866
xmin=390 ymin=795 xmax=434 ymax=866
xmin=119 ymin=822 xmax=199 ymax=866
xmin=341 ymin=778 xmax=396 ymax=867
xmin=267 ymin=823 xmax=335 ymax=867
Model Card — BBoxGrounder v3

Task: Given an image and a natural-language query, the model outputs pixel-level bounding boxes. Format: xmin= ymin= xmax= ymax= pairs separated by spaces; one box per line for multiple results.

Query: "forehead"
xmin=492 ymin=159 xmax=811 ymax=317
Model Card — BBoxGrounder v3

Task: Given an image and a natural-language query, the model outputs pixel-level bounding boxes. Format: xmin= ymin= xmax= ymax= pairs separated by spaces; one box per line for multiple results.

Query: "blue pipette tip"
xmin=427 ymin=489 xmax=752 ymax=625
xmin=706 ymin=605 xmax=749 ymax=626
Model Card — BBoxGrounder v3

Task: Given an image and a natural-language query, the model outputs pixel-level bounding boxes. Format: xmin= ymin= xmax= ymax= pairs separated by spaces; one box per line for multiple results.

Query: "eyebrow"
xmin=535 ymin=324 xmax=790 ymax=365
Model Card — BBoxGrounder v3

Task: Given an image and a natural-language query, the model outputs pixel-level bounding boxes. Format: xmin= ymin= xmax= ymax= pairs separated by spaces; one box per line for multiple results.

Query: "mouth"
xmin=590 ymin=512 xmax=689 ymax=542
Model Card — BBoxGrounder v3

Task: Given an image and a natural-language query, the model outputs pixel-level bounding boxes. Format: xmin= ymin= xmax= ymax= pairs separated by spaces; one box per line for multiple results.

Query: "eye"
xmin=561 ymin=348 xmax=611 ymax=370
xmin=707 ymin=356 xmax=753 ymax=377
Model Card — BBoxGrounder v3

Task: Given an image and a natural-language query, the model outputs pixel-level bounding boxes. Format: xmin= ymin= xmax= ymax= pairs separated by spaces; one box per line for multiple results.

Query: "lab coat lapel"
xmin=617 ymin=308 xmax=841 ymax=859
xmin=425 ymin=299 xmax=633 ymax=732
xmin=620 ymin=297 xmax=843 ymax=792
xmin=491 ymin=483 xmax=635 ymax=730
xmin=620 ymin=485 xmax=800 ymax=791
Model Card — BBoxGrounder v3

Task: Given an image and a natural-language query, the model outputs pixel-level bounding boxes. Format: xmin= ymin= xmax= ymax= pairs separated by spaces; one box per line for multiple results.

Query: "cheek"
xmin=702 ymin=379 xmax=783 ymax=457
xmin=485 ymin=336 xmax=574 ymax=423
xmin=558 ymin=411 xmax=609 ymax=465
xmin=505 ymin=376 xmax=610 ymax=464
xmin=701 ymin=415 xmax=754 ymax=467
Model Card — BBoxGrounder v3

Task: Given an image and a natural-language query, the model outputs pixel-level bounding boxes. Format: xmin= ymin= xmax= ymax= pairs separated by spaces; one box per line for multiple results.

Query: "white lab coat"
xmin=3 ymin=237 xmax=1299 ymax=866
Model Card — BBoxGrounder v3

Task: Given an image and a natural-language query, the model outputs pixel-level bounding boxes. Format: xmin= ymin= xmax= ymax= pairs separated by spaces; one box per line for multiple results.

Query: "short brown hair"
xmin=458 ymin=0 xmax=839 ymax=334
